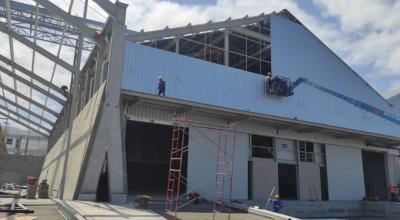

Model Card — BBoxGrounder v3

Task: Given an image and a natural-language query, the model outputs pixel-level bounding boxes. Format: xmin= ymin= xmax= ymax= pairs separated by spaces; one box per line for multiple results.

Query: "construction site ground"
xmin=0 ymin=198 xmax=64 ymax=220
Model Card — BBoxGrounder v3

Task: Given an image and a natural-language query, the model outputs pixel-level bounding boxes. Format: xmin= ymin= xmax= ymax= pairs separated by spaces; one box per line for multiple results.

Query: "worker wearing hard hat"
xmin=272 ymin=194 xmax=283 ymax=213
xmin=157 ymin=76 xmax=166 ymax=96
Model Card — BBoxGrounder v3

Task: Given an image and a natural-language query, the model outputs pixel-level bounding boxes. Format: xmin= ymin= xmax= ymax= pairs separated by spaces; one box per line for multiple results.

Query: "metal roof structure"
xmin=0 ymin=0 xmax=117 ymax=137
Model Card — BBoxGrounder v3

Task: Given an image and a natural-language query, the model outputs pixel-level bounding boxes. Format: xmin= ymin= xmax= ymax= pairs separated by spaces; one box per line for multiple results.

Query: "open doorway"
xmin=362 ymin=150 xmax=387 ymax=200
xmin=278 ymin=164 xmax=298 ymax=200
xmin=125 ymin=121 xmax=188 ymax=196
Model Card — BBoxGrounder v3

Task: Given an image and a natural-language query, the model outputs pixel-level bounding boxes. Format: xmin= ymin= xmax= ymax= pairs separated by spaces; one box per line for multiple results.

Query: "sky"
xmin=0 ymin=0 xmax=400 ymax=132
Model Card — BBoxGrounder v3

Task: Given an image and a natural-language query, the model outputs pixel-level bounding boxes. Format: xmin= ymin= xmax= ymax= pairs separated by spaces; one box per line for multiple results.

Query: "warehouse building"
xmin=36 ymin=4 xmax=400 ymax=204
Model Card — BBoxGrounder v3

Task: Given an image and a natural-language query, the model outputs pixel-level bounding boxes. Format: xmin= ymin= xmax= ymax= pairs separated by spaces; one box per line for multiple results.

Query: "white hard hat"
xmin=158 ymin=75 xmax=162 ymax=79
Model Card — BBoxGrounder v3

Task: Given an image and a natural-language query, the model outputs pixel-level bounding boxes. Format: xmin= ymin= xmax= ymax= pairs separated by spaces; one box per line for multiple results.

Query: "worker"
xmin=259 ymin=17 xmax=265 ymax=27
xmin=389 ymin=185 xmax=397 ymax=201
xmin=157 ymin=76 xmax=166 ymax=96
xmin=271 ymin=194 xmax=283 ymax=213
xmin=266 ymin=72 xmax=273 ymax=93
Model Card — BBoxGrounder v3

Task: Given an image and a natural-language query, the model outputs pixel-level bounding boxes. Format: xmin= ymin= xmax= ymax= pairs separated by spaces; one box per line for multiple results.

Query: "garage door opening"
xmin=278 ymin=164 xmax=298 ymax=200
xmin=125 ymin=121 xmax=188 ymax=196
xmin=362 ymin=151 xmax=387 ymax=200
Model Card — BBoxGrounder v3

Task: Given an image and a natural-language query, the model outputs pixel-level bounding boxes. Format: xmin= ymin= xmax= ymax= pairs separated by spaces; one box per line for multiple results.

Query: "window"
xmin=299 ymin=141 xmax=314 ymax=162
xmin=251 ymin=135 xmax=274 ymax=159
xmin=6 ymin=138 xmax=13 ymax=145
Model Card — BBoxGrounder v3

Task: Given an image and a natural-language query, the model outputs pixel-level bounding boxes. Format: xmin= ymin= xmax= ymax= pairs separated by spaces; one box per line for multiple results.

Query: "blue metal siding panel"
xmin=122 ymin=25 xmax=400 ymax=137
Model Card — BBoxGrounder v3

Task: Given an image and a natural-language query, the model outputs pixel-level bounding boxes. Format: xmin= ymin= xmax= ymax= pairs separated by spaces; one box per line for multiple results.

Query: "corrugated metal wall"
xmin=325 ymin=144 xmax=365 ymax=200
xmin=122 ymin=34 xmax=400 ymax=138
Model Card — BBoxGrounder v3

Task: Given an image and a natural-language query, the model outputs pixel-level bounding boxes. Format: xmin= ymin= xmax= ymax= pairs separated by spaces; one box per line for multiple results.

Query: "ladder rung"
xmin=170 ymin=169 xmax=181 ymax=172
xmin=170 ymin=157 xmax=182 ymax=160
xmin=216 ymin=173 xmax=230 ymax=175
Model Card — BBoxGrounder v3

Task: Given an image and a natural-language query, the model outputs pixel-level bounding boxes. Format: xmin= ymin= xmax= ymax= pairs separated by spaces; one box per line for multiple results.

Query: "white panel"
xmin=187 ymin=126 xmax=248 ymax=200
xmin=276 ymin=138 xmax=296 ymax=162
xmin=326 ymin=144 xmax=365 ymax=200
xmin=252 ymin=158 xmax=278 ymax=200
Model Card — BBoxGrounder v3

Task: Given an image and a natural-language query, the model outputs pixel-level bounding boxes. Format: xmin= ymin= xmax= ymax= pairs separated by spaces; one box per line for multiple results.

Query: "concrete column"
xmin=78 ymin=2 xmax=128 ymax=204
xmin=175 ymin=37 xmax=180 ymax=53
xmin=224 ymin=29 xmax=229 ymax=66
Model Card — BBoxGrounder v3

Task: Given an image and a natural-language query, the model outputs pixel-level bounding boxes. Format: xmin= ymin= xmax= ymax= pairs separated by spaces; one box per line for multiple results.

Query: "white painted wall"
xmin=252 ymin=158 xmax=278 ymax=200
xmin=187 ymin=126 xmax=248 ymax=200
xmin=326 ymin=144 xmax=365 ymax=200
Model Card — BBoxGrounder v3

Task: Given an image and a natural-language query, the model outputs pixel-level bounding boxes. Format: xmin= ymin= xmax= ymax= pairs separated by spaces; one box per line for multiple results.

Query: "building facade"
xmin=39 ymin=6 xmax=400 ymax=203
xmin=5 ymin=127 xmax=48 ymax=156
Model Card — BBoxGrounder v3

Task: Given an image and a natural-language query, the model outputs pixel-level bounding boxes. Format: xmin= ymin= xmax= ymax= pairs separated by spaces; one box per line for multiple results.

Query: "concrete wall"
xmin=187 ymin=126 xmax=248 ymax=200
xmin=0 ymin=154 xmax=44 ymax=185
xmin=326 ymin=144 xmax=365 ymax=200
xmin=39 ymin=83 xmax=106 ymax=199
xmin=252 ymin=158 xmax=278 ymax=200
xmin=298 ymin=162 xmax=321 ymax=201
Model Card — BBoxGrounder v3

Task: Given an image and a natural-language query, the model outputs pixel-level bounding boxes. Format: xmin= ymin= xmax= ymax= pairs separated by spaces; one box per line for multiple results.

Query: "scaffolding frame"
xmin=165 ymin=116 xmax=237 ymax=220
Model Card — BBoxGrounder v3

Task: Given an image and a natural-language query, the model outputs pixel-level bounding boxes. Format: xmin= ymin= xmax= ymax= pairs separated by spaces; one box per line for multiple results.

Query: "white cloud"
xmin=313 ymin=0 xmax=400 ymax=96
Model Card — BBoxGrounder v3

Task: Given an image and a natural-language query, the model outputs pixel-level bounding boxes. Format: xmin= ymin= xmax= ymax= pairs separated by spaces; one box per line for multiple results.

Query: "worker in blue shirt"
xmin=158 ymin=76 xmax=166 ymax=96
xmin=272 ymin=194 xmax=283 ymax=213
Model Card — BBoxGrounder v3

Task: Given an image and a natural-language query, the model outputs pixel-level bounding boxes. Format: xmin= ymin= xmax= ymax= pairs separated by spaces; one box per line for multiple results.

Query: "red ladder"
xmin=165 ymin=116 xmax=187 ymax=219
xmin=213 ymin=124 xmax=236 ymax=220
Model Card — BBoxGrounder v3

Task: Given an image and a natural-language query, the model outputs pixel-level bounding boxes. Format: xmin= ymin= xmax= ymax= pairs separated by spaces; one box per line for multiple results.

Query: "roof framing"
xmin=0 ymin=110 xmax=48 ymax=137
xmin=126 ymin=13 xmax=270 ymax=42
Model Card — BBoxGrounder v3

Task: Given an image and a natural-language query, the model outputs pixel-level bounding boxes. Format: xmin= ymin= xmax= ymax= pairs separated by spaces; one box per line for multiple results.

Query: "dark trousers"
xmin=158 ymin=89 xmax=165 ymax=96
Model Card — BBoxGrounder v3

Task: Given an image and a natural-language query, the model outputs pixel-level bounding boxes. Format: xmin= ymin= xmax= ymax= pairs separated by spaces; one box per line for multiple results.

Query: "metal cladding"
xmin=122 ymin=15 xmax=400 ymax=139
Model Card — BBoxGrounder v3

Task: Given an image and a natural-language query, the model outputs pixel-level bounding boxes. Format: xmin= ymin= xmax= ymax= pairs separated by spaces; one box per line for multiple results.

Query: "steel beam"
xmin=126 ymin=14 xmax=269 ymax=42
xmin=0 ymin=22 xmax=75 ymax=73
xmin=0 ymin=111 xmax=49 ymax=137
xmin=0 ymin=95 xmax=54 ymax=126
xmin=92 ymin=0 xmax=116 ymax=18
xmin=0 ymin=83 xmax=59 ymax=116
xmin=230 ymin=27 xmax=270 ymax=42
xmin=0 ymin=65 xmax=65 ymax=104
xmin=32 ymin=0 xmax=106 ymax=47
xmin=0 ymin=104 xmax=51 ymax=133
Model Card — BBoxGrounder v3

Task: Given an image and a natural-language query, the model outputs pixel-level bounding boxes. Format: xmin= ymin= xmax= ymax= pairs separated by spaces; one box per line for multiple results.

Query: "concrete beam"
xmin=175 ymin=105 xmax=194 ymax=115
xmin=0 ymin=22 xmax=75 ymax=73
xmin=32 ymin=0 xmax=106 ymax=47
xmin=0 ymin=65 xmax=65 ymax=104
xmin=226 ymin=114 xmax=250 ymax=124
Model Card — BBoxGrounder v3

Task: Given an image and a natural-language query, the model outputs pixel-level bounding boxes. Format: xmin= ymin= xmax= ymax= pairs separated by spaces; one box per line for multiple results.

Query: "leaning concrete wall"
xmin=39 ymin=83 xmax=106 ymax=199
xmin=0 ymin=154 xmax=44 ymax=185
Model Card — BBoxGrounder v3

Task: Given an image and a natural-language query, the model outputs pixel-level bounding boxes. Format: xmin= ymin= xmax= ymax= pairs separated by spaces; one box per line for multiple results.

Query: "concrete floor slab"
xmin=66 ymin=200 xmax=166 ymax=220
xmin=0 ymin=198 xmax=64 ymax=220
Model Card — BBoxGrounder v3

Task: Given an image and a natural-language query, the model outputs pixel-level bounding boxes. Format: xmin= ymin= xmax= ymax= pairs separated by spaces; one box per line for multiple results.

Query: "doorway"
xmin=125 ymin=121 xmax=188 ymax=196
xmin=278 ymin=164 xmax=298 ymax=200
